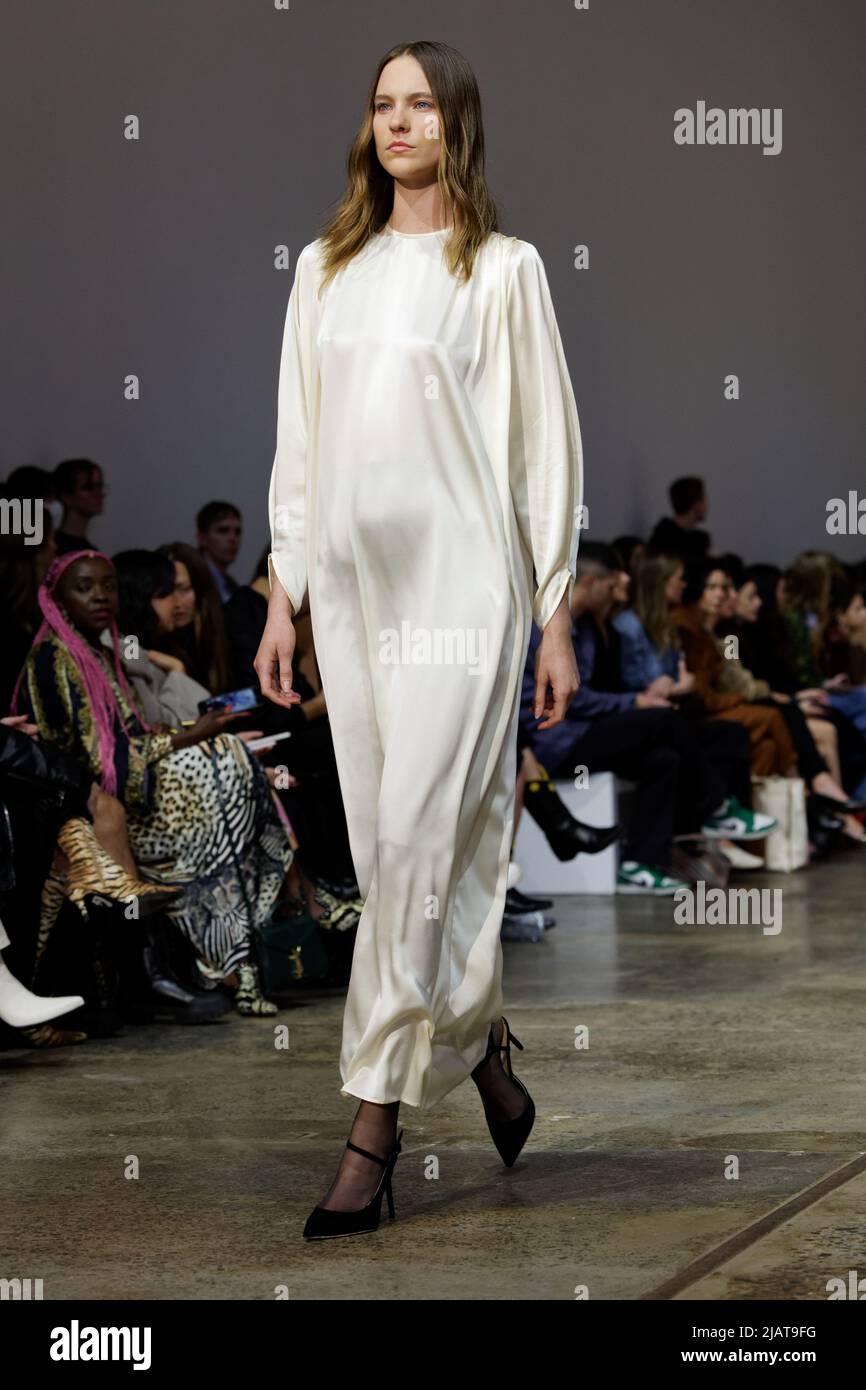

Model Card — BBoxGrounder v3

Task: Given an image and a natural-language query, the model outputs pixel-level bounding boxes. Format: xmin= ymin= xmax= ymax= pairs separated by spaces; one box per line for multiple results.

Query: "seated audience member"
xmin=822 ymin=572 xmax=866 ymax=684
xmin=613 ymin=535 xmax=646 ymax=576
xmin=613 ymin=552 xmax=695 ymax=697
xmin=601 ymin=546 xmax=770 ymax=853
xmin=196 ymin=500 xmax=241 ymax=603
xmin=717 ymin=560 xmax=866 ymax=840
xmin=158 ymin=541 xmax=231 ymax=693
xmin=112 ymin=549 xmax=212 ymax=724
xmin=51 ymin=458 xmax=106 ymax=556
xmin=519 ymin=543 xmax=774 ymax=896
xmin=0 ymin=908 xmax=84 ymax=1032
xmin=673 ymin=561 xmax=797 ymax=777
xmin=742 ymin=562 xmax=866 ymax=806
xmin=735 ymin=564 xmax=799 ymax=692
xmin=0 ymin=483 xmax=58 ymax=711
xmin=226 ymin=546 xmax=359 ymax=898
xmin=12 ymin=550 xmax=292 ymax=1016
xmin=648 ymin=476 xmax=711 ymax=561
xmin=0 ymin=712 xmax=178 ymax=1045
xmin=781 ymin=551 xmax=841 ymax=687
xmin=781 ymin=552 xmax=866 ymax=794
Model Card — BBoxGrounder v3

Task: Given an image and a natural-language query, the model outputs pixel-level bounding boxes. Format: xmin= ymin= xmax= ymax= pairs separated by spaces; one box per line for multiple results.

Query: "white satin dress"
xmin=268 ymin=224 xmax=583 ymax=1110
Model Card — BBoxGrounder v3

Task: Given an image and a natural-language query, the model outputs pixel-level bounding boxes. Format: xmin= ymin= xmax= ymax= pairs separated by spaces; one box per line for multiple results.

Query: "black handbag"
xmin=254 ymin=907 xmax=329 ymax=991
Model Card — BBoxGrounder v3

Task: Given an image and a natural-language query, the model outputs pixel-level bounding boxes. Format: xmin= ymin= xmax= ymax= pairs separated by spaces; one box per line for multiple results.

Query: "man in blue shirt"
xmin=520 ymin=542 xmax=767 ymax=893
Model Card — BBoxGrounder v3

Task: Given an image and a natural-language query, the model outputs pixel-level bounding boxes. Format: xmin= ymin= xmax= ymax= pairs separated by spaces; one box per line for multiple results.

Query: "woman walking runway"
xmin=255 ymin=39 xmax=583 ymax=1238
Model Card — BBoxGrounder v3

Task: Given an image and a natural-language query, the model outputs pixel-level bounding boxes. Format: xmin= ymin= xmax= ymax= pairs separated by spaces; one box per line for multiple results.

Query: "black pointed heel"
xmin=471 ymin=1015 xmax=536 ymax=1167
xmin=302 ymin=1128 xmax=403 ymax=1240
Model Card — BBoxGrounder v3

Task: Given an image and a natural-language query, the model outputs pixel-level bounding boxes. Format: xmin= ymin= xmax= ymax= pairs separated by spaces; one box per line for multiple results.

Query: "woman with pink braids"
xmin=13 ymin=550 xmax=292 ymax=1015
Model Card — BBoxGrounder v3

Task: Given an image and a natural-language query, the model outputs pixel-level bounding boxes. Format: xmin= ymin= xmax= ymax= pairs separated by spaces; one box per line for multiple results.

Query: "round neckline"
xmin=382 ymin=223 xmax=453 ymax=238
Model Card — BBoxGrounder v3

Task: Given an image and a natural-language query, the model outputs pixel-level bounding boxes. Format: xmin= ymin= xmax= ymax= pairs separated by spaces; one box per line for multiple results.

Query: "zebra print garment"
xmin=128 ymin=733 xmax=292 ymax=977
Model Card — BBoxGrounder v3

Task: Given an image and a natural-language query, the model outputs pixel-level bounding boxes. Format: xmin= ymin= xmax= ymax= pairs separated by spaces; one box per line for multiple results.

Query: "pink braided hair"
xmin=11 ymin=549 xmax=154 ymax=797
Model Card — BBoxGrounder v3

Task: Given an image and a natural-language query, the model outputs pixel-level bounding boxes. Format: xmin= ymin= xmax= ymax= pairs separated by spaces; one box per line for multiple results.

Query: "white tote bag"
xmin=751 ymin=775 xmax=809 ymax=872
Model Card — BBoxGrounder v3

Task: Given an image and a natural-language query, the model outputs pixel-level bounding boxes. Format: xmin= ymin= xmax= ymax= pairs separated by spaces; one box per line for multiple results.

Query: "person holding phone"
xmin=13 ymin=550 xmax=292 ymax=1015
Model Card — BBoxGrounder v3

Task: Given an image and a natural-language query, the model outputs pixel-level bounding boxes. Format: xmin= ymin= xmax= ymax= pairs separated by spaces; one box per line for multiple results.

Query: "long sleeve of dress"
xmin=506 ymin=242 xmax=584 ymax=631
xmin=267 ymin=244 xmax=316 ymax=615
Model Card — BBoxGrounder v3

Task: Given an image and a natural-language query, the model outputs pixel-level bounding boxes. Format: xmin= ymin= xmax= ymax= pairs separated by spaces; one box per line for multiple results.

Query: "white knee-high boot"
xmin=0 ymin=954 xmax=85 ymax=1029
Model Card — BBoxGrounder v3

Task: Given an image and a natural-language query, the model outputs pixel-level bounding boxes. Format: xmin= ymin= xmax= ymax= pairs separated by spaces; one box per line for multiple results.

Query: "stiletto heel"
xmin=472 ymin=1015 xmax=536 ymax=1167
xmin=303 ymin=1128 xmax=403 ymax=1240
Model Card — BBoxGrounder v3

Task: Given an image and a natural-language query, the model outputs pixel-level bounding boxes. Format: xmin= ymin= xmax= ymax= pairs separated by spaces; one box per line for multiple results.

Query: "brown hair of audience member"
xmin=158 ymin=540 xmax=231 ymax=693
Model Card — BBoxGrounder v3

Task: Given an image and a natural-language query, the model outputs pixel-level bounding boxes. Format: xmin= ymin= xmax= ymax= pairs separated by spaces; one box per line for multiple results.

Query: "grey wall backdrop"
xmin=2 ymin=0 xmax=864 ymax=581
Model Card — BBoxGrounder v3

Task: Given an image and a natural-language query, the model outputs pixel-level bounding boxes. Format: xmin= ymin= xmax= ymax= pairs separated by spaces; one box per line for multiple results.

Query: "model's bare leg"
xmin=318 ymin=1100 xmax=401 ymax=1212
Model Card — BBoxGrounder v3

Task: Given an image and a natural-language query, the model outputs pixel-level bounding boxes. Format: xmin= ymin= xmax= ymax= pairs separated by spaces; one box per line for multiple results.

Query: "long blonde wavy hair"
xmin=315 ymin=40 xmax=499 ymax=293
xmin=632 ymin=552 xmax=683 ymax=654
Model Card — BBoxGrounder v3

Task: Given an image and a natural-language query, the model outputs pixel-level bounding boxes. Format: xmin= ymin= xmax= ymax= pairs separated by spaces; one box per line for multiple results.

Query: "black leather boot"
xmin=523 ymin=766 xmax=621 ymax=861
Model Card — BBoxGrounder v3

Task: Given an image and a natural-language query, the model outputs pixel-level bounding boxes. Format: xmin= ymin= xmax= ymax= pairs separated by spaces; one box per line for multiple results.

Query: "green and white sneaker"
xmin=702 ymin=796 xmax=777 ymax=841
xmin=616 ymin=861 xmax=688 ymax=895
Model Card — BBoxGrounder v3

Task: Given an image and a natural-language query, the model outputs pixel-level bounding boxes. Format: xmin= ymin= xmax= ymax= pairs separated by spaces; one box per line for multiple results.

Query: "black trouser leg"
xmin=691 ymin=717 xmax=752 ymax=807
xmin=551 ymin=710 xmax=683 ymax=867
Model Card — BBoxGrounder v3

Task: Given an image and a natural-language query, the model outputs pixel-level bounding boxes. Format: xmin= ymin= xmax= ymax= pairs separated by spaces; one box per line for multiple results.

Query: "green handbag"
xmin=254 ymin=908 xmax=330 ymax=991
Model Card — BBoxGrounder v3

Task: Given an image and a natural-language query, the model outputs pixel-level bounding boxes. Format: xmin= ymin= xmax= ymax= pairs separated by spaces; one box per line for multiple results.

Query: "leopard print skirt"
xmin=127 ymin=733 xmax=292 ymax=977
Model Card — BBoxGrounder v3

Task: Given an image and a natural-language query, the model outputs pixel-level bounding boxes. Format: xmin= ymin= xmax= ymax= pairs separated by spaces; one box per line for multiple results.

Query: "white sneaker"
xmin=720 ymin=842 xmax=765 ymax=870
xmin=702 ymin=796 xmax=777 ymax=841
xmin=0 ymin=957 xmax=84 ymax=1030
xmin=616 ymin=861 xmax=688 ymax=895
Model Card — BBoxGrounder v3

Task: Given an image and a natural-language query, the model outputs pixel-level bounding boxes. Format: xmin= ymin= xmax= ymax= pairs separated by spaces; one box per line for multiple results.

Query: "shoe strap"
xmin=473 ymin=1017 xmax=525 ymax=1077
xmin=346 ymin=1128 xmax=402 ymax=1167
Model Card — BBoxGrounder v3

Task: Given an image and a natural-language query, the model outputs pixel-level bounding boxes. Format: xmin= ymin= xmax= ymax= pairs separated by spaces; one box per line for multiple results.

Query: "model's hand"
xmin=533 ymin=598 xmax=580 ymax=730
xmin=254 ymin=598 xmax=301 ymax=709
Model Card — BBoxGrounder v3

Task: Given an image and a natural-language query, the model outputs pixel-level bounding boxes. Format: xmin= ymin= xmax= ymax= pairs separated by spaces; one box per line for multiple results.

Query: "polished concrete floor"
xmin=2 ymin=856 xmax=865 ymax=1301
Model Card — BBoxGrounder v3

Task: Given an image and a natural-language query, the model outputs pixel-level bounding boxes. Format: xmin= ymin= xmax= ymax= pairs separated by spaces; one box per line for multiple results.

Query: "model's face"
xmin=693 ymin=493 xmax=707 ymax=523
xmin=736 ymin=580 xmax=762 ymax=623
xmin=373 ymin=55 xmax=441 ymax=185
xmin=172 ymin=560 xmax=196 ymax=627
xmin=57 ymin=556 xmax=117 ymax=635
xmin=664 ymin=565 xmax=685 ymax=606
xmin=61 ymin=466 xmax=106 ymax=518
xmin=199 ymin=516 xmax=241 ymax=567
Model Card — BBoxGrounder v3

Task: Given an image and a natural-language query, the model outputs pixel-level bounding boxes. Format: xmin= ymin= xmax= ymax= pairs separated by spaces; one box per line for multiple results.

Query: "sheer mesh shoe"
xmin=303 ymin=1129 xmax=404 ymax=1240
xmin=472 ymin=1015 xmax=536 ymax=1167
